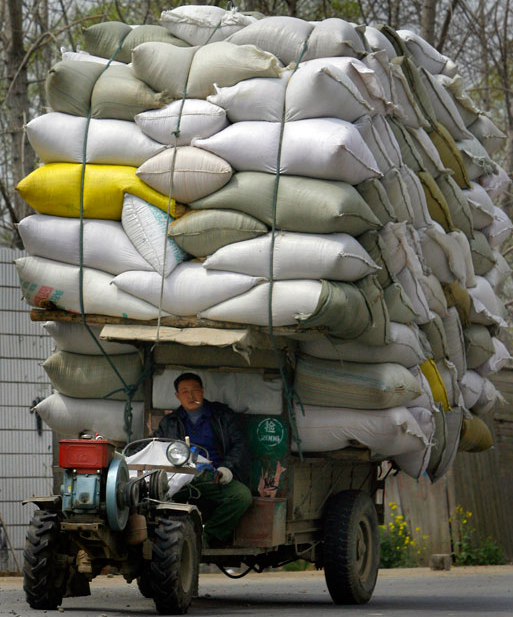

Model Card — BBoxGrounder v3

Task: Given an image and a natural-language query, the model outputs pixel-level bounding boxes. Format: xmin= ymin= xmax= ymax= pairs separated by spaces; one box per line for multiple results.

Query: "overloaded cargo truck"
xmin=15 ymin=4 xmax=511 ymax=615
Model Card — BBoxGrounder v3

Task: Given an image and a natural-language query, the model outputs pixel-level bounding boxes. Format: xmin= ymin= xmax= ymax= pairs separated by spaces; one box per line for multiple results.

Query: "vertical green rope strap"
xmin=78 ymin=32 xmax=140 ymax=441
xmin=153 ymin=18 xmax=226 ymax=348
xmin=268 ymin=39 xmax=311 ymax=461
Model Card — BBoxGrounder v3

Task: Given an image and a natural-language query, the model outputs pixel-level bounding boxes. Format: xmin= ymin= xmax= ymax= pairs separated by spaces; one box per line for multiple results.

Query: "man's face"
xmin=175 ymin=379 xmax=204 ymax=412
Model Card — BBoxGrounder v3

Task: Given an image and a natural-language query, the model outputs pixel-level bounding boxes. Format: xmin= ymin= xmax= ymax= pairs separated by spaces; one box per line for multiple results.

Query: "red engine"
xmin=59 ymin=439 xmax=115 ymax=473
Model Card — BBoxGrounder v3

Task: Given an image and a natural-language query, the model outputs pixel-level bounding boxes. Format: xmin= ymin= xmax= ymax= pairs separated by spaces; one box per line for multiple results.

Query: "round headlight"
xmin=166 ymin=441 xmax=190 ymax=467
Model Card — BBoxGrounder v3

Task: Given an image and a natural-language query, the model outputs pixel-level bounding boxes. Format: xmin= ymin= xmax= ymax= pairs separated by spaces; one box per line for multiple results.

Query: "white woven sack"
xmin=18 ymin=214 xmax=153 ymax=275
xmin=208 ymin=74 xmax=289 ymax=123
xmin=203 ymin=231 xmax=378 ymax=281
xmin=298 ymin=322 xmax=425 ymax=368
xmin=420 ymin=273 xmax=448 ymax=317
xmin=468 ymin=275 xmax=507 ymax=327
xmin=194 ymin=119 xmax=381 ymax=185
xmin=463 ymin=181 xmax=496 ymax=229
xmin=380 ymin=168 xmax=415 ymax=224
xmin=15 ymin=256 xmax=166 ymax=319
xmin=362 ymin=51 xmax=394 ymax=105
xmin=285 ymin=60 xmax=374 ymax=122
xmin=419 ymin=68 xmax=471 ymax=141
xmin=437 ymin=359 xmax=462 ymax=408
xmin=398 ymin=165 xmax=433 ymax=229
xmin=392 ymin=406 xmax=435 ymax=479
xmin=160 ymin=5 xmax=255 ymax=45
xmin=136 ymin=146 xmax=232 ymax=203
xmin=304 ymin=18 xmax=366 ymax=60
xmin=153 ymin=368 xmax=283 ymax=414
xmin=459 ymin=370 xmax=484 ymax=409
xmin=396 ymin=30 xmax=451 ymax=75
xmin=390 ymin=63 xmax=430 ymax=129
xmin=35 ymin=392 xmax=144 ymax=442
xmin=122 ymin=195 xmax=188 ymax=277
xmin=457 ymin=136 xmax=497 ymax=181
xmin=418 ymin=224 xmax=469 ymax=286
xmin=43 ymin=321 xmax=137 ymax=355
xmin=482 ymin=206 xmax=513 ymax=249
xmin=26 ymin=113 xmax=165 ymax=166
xmin=406 ymin=366 xmax=436 ymax=409
xmin=472 ymin=378 xmax=501 ymax=416
xmin=354 ymin=116 xmax=395 ymax=174
xmin=442 ymin=307 xmax=467 ymax=379
xmin=61 ymin=50 xmax=125 ymax=66
xmin=484 ymin=251 xmax=512 ymax=292
xmin=436 ymin=74 xmax=480 ymax=127
xmin=227 ymin=15 xmax=313 ymax=65
xmin=113 ymin=262 xmax=265 ymax=316
xmin=363 ymin=27 xmax=397 ymax=60
xmin=396 ymin=266 xmax=432 ymax=324
xmin=199 ymin=280 xmax=322 ymax=326
xmin=135 ymin=99 xmax=228 ymax=146
xmin=480 ymin=165 xmax=511 ymax=200
xmin=469 ymin=115 xmax=507 ymax=155
xmin=292 ymin=405 xmax=428 ymax=457
xmin=476 ymin=338 xmax=511 ymax=376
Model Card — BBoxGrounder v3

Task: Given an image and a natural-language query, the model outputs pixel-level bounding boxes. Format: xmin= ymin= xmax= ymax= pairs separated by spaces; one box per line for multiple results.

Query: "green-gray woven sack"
xmin=191 ymin=172 xmax=381 ymax=235
xmin=84 ymin=22 xmax=189 ymax=64
xmin=293 ymin=354 xmax=421 ymax=409
xmin=168 ymin=209 xmax=268 ymax=257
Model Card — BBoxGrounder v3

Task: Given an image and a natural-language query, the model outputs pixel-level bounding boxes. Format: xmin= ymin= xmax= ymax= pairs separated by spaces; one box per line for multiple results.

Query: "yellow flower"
xmin=415 ymin=526 xmax=421 ymax=532
xmin=396 ymin=515 xmax=404 ymax=521
xmin=463 ymin=519 xmax=467 ymax=524
xmin=467 ymin=511 xmax=472 ymax=518
xmin=422 ymin=535 xmax=429 ymax=540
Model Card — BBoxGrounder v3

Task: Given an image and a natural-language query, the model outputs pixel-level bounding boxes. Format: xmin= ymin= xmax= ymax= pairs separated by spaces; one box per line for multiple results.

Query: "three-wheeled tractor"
xmin=23 ymin=429 xmax=384 ymax=614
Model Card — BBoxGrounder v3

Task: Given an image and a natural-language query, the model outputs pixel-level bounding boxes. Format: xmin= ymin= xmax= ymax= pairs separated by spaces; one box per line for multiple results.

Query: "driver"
xmin=153 ymin=372 xmax=252 ymax=548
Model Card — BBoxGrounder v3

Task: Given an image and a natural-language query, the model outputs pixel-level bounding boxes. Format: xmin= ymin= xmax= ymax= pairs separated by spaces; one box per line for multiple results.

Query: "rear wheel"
xmin=323 ymin=489 xmax=379 ymax=605
xmin=23 ymin=511 xmax=68 ymax=609
xmin=151 ymin=516 xmax=198 ymax=614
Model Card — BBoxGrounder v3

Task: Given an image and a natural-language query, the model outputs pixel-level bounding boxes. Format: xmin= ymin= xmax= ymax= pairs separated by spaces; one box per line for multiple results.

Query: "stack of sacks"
xmin=14 ymin=7 xmax=511 ymax=469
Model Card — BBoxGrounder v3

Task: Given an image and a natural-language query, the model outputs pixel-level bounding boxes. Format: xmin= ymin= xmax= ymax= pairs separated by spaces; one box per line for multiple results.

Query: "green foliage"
xmin=380 ymin=502 xmax=428 ymax=568
xmin=450 ymin=505 xmax=508 ymax=566
xmin=281 ymin=559 xmax=313 ymax=571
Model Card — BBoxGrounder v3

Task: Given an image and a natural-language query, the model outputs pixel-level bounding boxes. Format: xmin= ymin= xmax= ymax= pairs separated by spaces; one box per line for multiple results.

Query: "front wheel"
xmin=323 ymin=489 xmax=380 ymax=605
xmin=23 ymin=511 xmax=68 ymax=610
xmin=151 ymin=516 xmax=198 ymax=614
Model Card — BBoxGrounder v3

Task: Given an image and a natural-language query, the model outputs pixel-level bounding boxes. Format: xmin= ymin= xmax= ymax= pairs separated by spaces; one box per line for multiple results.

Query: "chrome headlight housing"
xmin=166 ymin=441 xmax=190 ymax=467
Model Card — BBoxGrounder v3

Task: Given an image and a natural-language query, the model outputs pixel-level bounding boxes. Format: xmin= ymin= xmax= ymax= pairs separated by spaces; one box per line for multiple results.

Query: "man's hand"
xmin=216 ymin=467 xmax=233 ymax=485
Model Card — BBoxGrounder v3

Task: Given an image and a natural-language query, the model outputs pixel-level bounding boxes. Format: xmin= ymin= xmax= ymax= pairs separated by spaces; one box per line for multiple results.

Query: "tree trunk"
xmin=6 ymin=0 xmax=35 ymax=235
xmin=421 ymin=0 xmax=438 ymax=45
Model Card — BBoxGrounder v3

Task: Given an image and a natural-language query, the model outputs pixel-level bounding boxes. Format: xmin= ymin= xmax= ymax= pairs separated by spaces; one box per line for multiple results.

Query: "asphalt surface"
xmin=0 ymin=566 xmax=512 ymax=616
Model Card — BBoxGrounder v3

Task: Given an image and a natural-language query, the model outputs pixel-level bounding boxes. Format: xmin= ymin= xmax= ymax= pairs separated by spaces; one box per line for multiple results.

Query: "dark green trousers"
xmin=174 ymin=471 xmax=252 ymax=545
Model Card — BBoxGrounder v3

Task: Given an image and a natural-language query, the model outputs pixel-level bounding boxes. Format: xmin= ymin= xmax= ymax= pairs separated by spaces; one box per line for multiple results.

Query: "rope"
xmin=77 ymin=33 xmax=141 ymax=442
xmin=153 ymin=18 xmax=225 ymax=349
xmin=267 ymin=40 xmax=310 ymax=461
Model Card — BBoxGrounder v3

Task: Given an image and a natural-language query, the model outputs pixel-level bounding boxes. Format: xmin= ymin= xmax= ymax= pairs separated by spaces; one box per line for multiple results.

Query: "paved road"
xmin=1 ymin=566 xmax=512 ymax=617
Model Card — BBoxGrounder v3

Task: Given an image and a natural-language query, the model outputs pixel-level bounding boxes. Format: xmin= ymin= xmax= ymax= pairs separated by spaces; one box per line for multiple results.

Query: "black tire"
xmin=151 ymin=517 xmax=198 ymax=615
xmin=137 ymin=570 xmax=153 ymax=598
xmin=323 ymin=489 xmax=380 ymax=605
xmin=23 ymin=510 xmax=68 ymax=610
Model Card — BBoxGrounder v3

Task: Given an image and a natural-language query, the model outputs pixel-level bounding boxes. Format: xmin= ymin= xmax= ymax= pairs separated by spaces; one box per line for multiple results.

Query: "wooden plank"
xmin=29 ymin=309 xmax=328 ymax=334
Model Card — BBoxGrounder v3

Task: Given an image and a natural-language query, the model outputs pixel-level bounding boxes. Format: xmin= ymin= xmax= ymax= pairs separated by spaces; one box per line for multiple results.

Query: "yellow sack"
xmin=458 ymin=415 xmax=493 ymax=452
xmin=420 ymin=358 xmax=451 ymax=411
xmin=428 ymin=123 xmax=471 ymax=189
xmin=16 ymin=163 xmax=174 ymax=220
xmin=417 ymin=171 xmax=455 ymax=232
